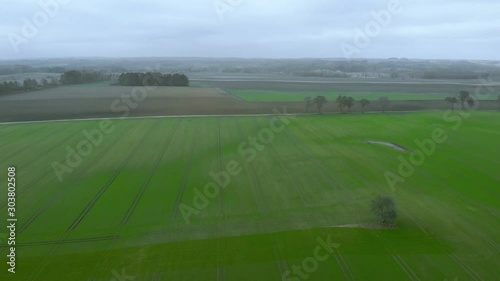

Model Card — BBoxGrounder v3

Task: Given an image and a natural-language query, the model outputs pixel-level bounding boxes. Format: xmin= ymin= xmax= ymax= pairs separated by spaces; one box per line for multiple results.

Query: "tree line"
xmin=117 ymin=72 xmax=189 ymax=87
xmin=446 ymin=91 xmax=500 ymax=111
xmin=0 ymin=77 xmax=59 ymax=95
xmin=304 ymin=95 xmax=389 ymax=114
xmin=60 ymin=70 xmax=110 ymax=85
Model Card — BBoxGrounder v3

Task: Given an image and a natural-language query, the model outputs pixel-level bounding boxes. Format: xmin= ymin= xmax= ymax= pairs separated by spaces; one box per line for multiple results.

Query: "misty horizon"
xmin=2 ymin=0 xmax=499 ymax=60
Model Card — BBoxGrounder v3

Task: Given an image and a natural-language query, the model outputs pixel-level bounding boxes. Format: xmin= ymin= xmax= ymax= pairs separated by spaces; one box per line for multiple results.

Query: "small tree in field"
xmin=445 ymin=97 xmax=458 ymax=111
xmin=314 ymin=95 xmax=328 ymax=114
xmin=304 ymin=97 xmax=313 ymax=113
xmin=360 ymin=99 xmax=370 ymax=113
xmin=336 ymin=95 xmax=345 ymax=112
xmin=466 ymin=97 xmax=475 ymax=109
xmin=345 ymin=97 xmax=355 ymax=112
xmin=371 ymin=196 xmax=397 ymax=227
xmin=459 ymin=90 xmax=470 ymax=110
xmin=379 ymin=96 xmax=389 ymax=113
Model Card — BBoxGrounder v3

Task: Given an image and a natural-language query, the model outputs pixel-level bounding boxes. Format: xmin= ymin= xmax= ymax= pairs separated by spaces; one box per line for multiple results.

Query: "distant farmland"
xmin=0 ymin=112 xmax=498 ymax=280
xmin=1 ymin=81 xmax=499 ymax=122
xmin=230 ymin=90 xmax=455 ymax=102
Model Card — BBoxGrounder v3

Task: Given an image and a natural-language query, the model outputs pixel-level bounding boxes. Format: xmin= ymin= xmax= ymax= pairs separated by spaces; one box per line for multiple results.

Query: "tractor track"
xmin=66 ymin=122 xmax=160 ymax=232
xmin=19 ymin=128 xmax=129 ymax=234
xmin=2 ymin=124 xmax=61 ymax=159
xmin=120 ymin=120 xmax=181 ymax=226
xmin=393 ymin=255 xmax=421 ymax=281
xmin=235 ymin=124 xmax=269 ymax=213
xmin=217 ymin=118 xmax=224 ymax=217
xmin=0 ymin=126 xmax=106 ymax=209
xmin=282 ymin=128 xmax=347 ymax=193
xmin=170 ymin=123 xmax=200 ymax=221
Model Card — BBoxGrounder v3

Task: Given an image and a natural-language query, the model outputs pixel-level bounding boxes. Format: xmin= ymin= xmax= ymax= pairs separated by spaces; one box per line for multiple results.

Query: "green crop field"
xmin=0 ymin=112 xmax=499 ymax=280
xmin=231 ymin=90 xmax=495 ymax=102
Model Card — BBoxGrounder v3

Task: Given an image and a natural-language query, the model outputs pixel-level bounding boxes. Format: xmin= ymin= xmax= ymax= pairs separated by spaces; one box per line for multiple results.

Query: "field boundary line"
xmin=0 ymin=110 xmax=457 ymax=125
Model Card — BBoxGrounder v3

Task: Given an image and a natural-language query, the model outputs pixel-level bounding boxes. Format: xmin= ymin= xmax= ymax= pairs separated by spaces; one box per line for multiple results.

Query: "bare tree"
xmin=314 ymin=95 xmax=328 ymax=114
xmin=360 ymin=99 xmax=370 ymax=113
xmin=336 ymin=95 xmax=345 ymax=112
xmin=445 ymin=97 xmax=458 ymax=111
xmin=466 ymin=97 xmax=475 ymax=109
xmin=379 ymin=96 xmax=389 ymax=113
xmin=304 ymin=97 xmax=313 ymax=113
xmin=459 ymin=90 xmax=470 ymax=110
xmin=345 ymin=97 xmax=355 ymax=113
xmin=371 ymin=196 xmax=397 ymax=227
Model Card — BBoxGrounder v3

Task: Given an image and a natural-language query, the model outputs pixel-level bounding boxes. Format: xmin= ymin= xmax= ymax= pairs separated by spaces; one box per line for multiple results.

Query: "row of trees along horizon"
xmin=0 ymin=70 xmax=190 ymax=95
xmin=305 ymin=93 xmax=500 ymax=114
xmin=117 ymin=72 xmax=189 ymax=86
xmin=305 ymin=95 xmax=387 ymax=114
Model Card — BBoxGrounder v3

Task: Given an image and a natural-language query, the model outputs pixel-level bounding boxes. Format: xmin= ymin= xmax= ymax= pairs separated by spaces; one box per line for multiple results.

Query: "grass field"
xmin=231 ymin=90 xmax=496 ymax=102
xmin=0 ymin=112 xmax=499 ymax=280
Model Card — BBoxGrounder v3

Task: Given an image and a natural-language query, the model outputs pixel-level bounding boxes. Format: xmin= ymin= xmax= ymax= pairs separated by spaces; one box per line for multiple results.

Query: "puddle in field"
xmin=366 ymin=141 xmax=410 ymax=152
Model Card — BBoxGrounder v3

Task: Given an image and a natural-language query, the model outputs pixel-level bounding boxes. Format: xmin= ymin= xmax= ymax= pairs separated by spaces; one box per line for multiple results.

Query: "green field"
xmin=0 ymin=112 xmax=499 ymax=280
xmin=231 ymin=90 xmax=495 ymax=102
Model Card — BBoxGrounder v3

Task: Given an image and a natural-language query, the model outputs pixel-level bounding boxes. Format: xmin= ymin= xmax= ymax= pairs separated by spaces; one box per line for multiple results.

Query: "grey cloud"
xmin=1 ymin=0 xmax=498 ymax=59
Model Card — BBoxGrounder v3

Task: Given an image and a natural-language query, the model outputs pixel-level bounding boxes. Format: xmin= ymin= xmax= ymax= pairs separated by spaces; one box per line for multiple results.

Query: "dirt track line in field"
xmin=0 ymin=126 xmax=118 ymax=210
xmin=120 ymin=120 xmax=182 ymax=226
xmin=274 ymin=238 xmax=290 ymax=281
xmin=448 ymin=254 xmax=484 ymax=281
xmin=282 ymin=128 xmax=348 ymax=194
xmin=333 ymin=253 xmax=356 ymax=281
xmin=2 ymin=124 xmax=66 ymax=160
xmin=216 ymin=265 xmax=226 ymax=281
xmin=5 ymin=209 xmax=367 ymax=249
xmin=402 ymin=209 xmax=486 ymax=281
xmin=265 ymin=136 xmax=310 ymax=207
xmin=274 ymin=245 xmax=287 ymax=281
xmin=170 ymin=123 xmax=200 ymax=221
xmin=0 ymin=124 xmax=81 ymax=185
xmin=25 ymin=123 xmax=159 ymax=281
xmin=217 ymin=118 xmax=225 ymax=217
xmin=66 ymin=122 xmax=160 ymax=232
xmin=0 ymin=110 xmax=447 ymax=125
xmin=151 ymin=272 xmax=163 ymax=281
xmin=84 ymin=120 xmax=177 ymax=280
xmin=251 ymin=117 xmax=309 ymax=207
xmin=2 ymin=125 xmax=46 ymax=155
xmin=392 ymin=255 xmax=421 ymax=281
xmin=14 ymin=235 xmax=121 ymax=247
xmin=235 ymin=124 xmax=269 ymax=213
xmin=19 ymin=128 xmax=131 ymax=234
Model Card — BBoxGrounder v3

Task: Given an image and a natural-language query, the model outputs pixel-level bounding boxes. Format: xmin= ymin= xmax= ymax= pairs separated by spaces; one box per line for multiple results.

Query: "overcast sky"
xmin=1 ymin=0 xmax=499 ymax=60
